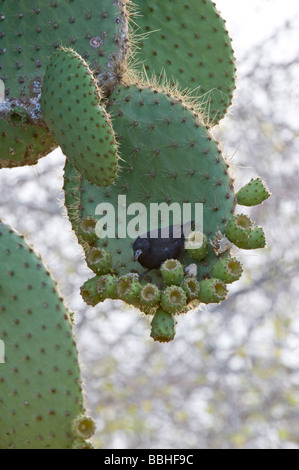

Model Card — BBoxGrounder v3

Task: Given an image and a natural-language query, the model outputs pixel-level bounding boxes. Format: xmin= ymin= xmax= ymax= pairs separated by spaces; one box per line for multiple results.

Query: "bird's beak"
xmin=134 ymin=249 xmax=142 ymax=261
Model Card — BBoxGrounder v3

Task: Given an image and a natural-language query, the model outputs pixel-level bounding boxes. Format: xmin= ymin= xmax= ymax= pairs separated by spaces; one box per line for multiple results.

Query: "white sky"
xmin=215 ymin=0 xmax=299 ymax=57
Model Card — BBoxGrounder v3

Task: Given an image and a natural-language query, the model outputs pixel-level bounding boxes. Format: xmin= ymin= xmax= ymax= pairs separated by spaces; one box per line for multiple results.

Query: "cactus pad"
xmin=0 ymin=220 xmax=93 ymax=449
xmin=41 ymin=47 xmax=119 ymax=187
xmin=132 ymin=0 xmax=236 ymax=125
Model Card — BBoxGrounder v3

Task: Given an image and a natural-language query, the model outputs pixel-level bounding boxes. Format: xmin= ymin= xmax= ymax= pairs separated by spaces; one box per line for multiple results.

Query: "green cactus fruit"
xmin=182 ymin=276 xmax=200 ymax=301
xmin=225 ymin=214 xmax=254 ymax=244
xmin=116 ymin=275 xmax=142 ymax=306
xmin=235 ymin=226 xmax=266 ymax=250
xmin=78 ymin=217 xmax=99 ymax=245
xmin=160 ymin=259 xmax=184 ymax=286
xmin=132 ymin=0 xmax=236 ymax=125
xmin=41 ymin=47 xmax=119 ymax=187
xmin=80 ymin=276 xmax=100 ymax=306
xmin=0 ymin=0 xmax=130 ymax=167
xmin=198 ymin=278 xmax=228 ymax=304
xmin=150 ymin=310 xmax=176 ymax=343
xmin=96 ymin=274 xmax=118 ymax=301
xmin=211 ymin=256 xmax=243 ymax=284
xmin=71 ymin=415 xmax=96 ymax=440
xmin=86 ymin=247 xmax=112 ymax=275
xmin=0 ymin=220 xmax=93 ymax=449
xmin=186 ymin=232 xmax=209 ymax=261
xmin=139 ymin=284 xmax=161 ymax=313
xmin=64 ymin=83 xmax=236 ymax=291
xmin=72 ymin=439 xmax=95 ymax=450
xmin=161 ymin=286 xmax=187 ymax=314
xmin=236 ymin=177 xmax=271 ymax=207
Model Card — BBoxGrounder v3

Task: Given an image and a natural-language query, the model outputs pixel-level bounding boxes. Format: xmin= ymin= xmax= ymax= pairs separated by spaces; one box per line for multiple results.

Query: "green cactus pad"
xmin=64 ymin=83 xmax=236 ymax=292
xmin=236 ymin=177 xmax=271 ymax=207
xmin=198 ymin=278 xmax=228 ymax=304
xmin=41 ymin=47 xmax=119 ymax=187
xmin=160 ymin=259 xmax=184 ymax=286
xmin=161 ymin=286 xmax=187 ymax=314
xmin=0 ymin=115 xmax=57 ymax=169
xmin=235 ymin=225 xmax=266 ymax=250
xmin=0 ymin=221 xmax=92 ymax=449
xmin=132 ymin=0 xmax=236 ymax=125
xmin=150 ymin=310 xmax=176 ymax=343
xmin=211 ymin=256 xmax=243 ymax=284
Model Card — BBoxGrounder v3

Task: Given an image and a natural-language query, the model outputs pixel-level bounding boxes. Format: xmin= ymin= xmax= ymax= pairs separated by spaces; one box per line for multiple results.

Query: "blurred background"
xmin=0 ymin=0 xmax=299 ymax=449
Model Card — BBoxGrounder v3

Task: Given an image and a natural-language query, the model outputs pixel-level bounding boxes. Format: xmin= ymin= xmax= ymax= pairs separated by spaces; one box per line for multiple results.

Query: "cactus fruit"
xmin=236 ymin=177 xmax=271 ymax=207
xmin=86 ymin=247 xmax=112 ymax=275
xmin=182 ymin=276 xmax=200 ymax=301
xmin=198 ymin=278 xmax=228 ymax=304
xmin=78 ymin=217 xmax=99 ymax=245
xmin=0 ymin=0 xmax=130 ymax=167
xmin=225 ymin=214 xmax=254 ymax=244
xmin=160 ymin=259 xmax=184 ymax=286
xmin=0 ymin=220 xmax=94 ymax=449
xmin=150 ymin=310 xmax=176 ymax=343
xmin=161 ymin=286 xmax=187 ymax=314
xmin=235 ymin=226 xmax=266 ymax=250
xmin=41 ymin=47 xmax=119 ymax=187
xmin=186 ymin=232 xmax=209 ymax=261
xmin=211 ymin=256 xmax=243 ymax=284
xmin=132 ymin=0 xmax=236 ymax=125
xmin=139 ymin=284 xmax=161 ymax=313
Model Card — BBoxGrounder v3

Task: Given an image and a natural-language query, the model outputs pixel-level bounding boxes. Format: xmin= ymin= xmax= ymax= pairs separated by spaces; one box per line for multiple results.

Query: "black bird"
xmin=133 ymin=223 xmax=193 ymax=270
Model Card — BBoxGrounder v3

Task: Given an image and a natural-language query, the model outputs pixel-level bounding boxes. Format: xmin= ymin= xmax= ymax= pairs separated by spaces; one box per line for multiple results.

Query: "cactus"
xmin=236 ymin=177 xmax=271 ymax=207
xmin=211 ymin=256 xmax=243 ymax=284
xmin=150 ymin=310 xmax=176 ymax=343
xmin=0 ymin=0 xmax=270 ymax=380
xmin=0 ymin=0 xmax=130 ymax=168
xmin=160 ymin=259 xmax=184 ymax=286
xmin=198 ymin=278 xmax=228 ymax=304
xmin=41 ymin=47 xmax=119 ymax=187
xmin=132 ymin=0 xmax=236 ymax=125
xmin=0 ymin=221 xmax=94 ymax=449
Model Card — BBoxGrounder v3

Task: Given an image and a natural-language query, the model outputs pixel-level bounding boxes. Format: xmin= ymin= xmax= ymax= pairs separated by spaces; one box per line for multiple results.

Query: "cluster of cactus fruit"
xmin=0 ymin=0 xmax=271 ymax=448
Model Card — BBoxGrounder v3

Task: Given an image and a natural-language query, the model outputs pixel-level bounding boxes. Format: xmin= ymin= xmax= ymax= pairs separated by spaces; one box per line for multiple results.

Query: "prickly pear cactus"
xmin=0 ymin=221 xmax=95 ymax=449
xmin=0 ymin=0 xmax=130 ymax=169
xmin=0 ymin=0 xmax=271 ymax=392
xmin=57 ymin=0 xmax=271 ymax=343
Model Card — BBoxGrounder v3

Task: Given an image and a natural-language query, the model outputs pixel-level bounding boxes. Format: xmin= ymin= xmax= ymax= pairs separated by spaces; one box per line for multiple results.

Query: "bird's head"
xmin=133 ymin=237 xmax=150 ymax=261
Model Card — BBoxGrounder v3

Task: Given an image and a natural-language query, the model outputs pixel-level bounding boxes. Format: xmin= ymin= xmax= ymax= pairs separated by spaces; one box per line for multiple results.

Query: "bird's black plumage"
xmin=133 ymin=224 xmax=189 ymax=270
